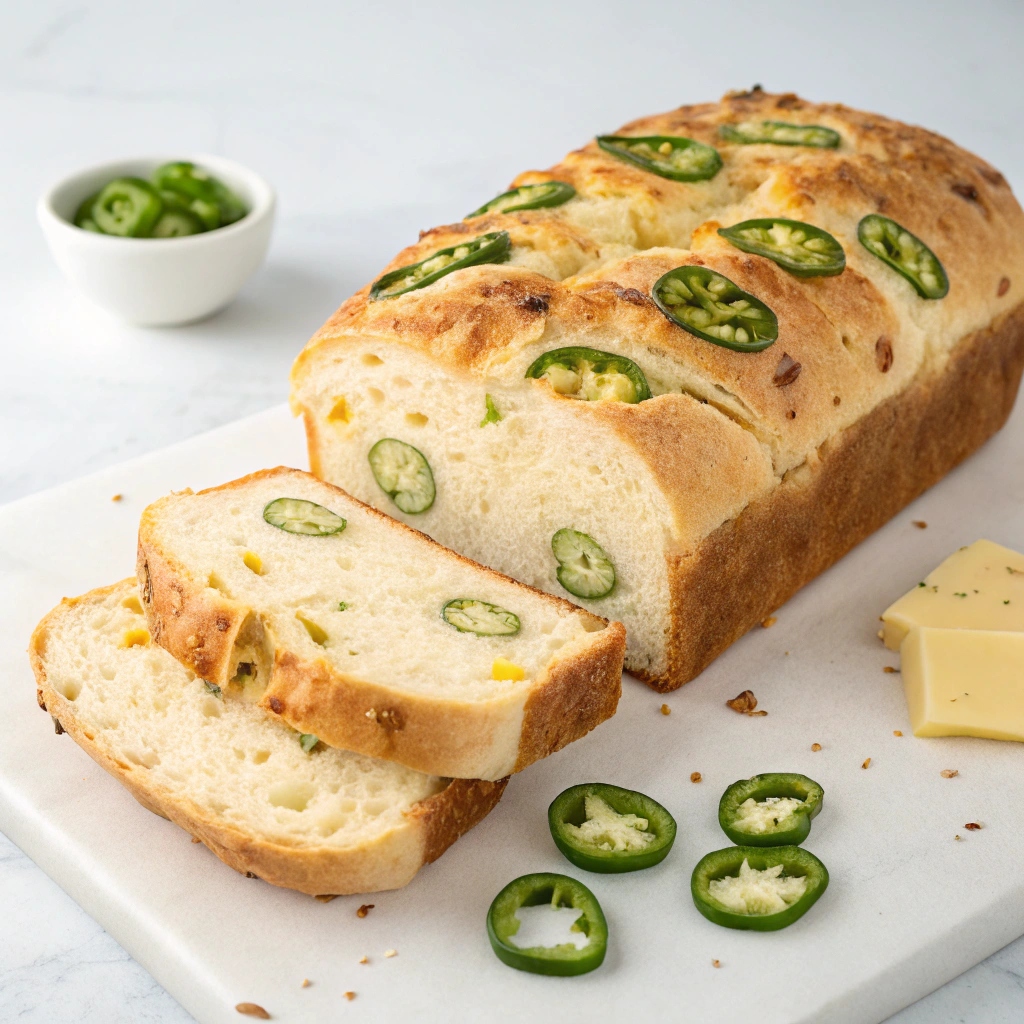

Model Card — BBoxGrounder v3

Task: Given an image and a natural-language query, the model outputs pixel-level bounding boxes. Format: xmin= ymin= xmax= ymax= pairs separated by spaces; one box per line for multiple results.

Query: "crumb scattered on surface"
xmin=344 ymin=992 xmax=356 ymax=1001
xmin=954 ymin=834 xmax=962 ymax=841
xmin=111 ymin=494 xmax=123 ymax=502
xmin=761 ymin=616 xmax=777 ymax=628
xmin=811 ymin=743 xmax=822 ymax=752
xmin=314 ymin=894 xmax=338 ymax=903
xmin=235 ymin=1004 xmax=270 ymax=1020
xmin=660 ymin=703 xmax=671 ymax=716
xmin=384 ymin=949 xmax=397 ymax=958
xmin=894 ymin=730 xmax=903 ymax=737
xmin=712 ymin=959 xmax=721 ymax=968
xmin=359 ymin=956 xmax=369 ymax=964
xmin=357 ymin=904 xmax=374 ymax=918
xmin=862 ymin=757 xmax=872 ymax=769
xmin=965 ymin=822 xmax=982 ymax=831
xmin=883 ymin=666 xmax=898 ymax=674
xmin=726 ymin=690 xmax=767 ymax=716
xmin=912 ymin=520 xmax=927 ymax=529
xmin=690 ymin=772 xmax=702 ymax=783
xmin=941 ymin=769 xmax=959 ymax=779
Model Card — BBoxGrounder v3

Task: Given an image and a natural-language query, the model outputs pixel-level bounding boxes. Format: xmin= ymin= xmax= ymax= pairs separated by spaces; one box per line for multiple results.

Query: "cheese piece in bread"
xmin=29 ymin=581 xmax=505 ymax=896
xmin=136 ymin=467 xmax=625 ymax=780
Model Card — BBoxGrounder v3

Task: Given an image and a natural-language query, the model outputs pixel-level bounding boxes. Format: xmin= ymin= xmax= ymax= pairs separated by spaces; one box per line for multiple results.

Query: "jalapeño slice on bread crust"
xmin=368 ymin=438 xmax=436 ymax=514
xmin=596 ymin=135 xmax=722 ymax=182
xmin=718 ymin=773 xmax=824 ymax=847
xmin=467 ymin=181 xmax=576 ymax=218
xmin=487 ymin=873 xmax=608 ymax=976
xmin=718 ymin=219 xmax=846 ymax=278
xmin=526 ymin=346 xmax=652 ymax=403
xmin=549 ymin=783 xmax=677 ymax=873
xmin=652 ymin=266 xmax=779 ymax=352
xmin=370 ymin=231 xmax=512 ymax=300
xmin=552 ymin=529 xmax=615 ymax=600
xmin=719 ymin=120 xmax=841 ymax=148
xmin=263 ymin=497 xmax=347 ymax=536
xmin=857 ymin=214 xmax=949 ymax=299
xmin=442 ymin=599 xmax=521 ymax=637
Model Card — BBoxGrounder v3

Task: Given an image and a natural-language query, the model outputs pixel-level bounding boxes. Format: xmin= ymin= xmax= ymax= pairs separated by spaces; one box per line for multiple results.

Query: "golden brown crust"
xmin=28 ymin=583 xmax=508 ymax=896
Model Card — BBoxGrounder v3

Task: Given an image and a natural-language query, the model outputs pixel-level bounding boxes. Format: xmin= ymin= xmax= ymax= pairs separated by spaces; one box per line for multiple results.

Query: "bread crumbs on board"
xmin=690 ymin=772 xmax=702 ymax=783
xmin=811 ymin=743 xmax=822 ymax=752
xmin=384 ymin=949 xmax=397 ymax=958
xmin=941 ymin=769 xmax=959 ymax=778
xmin=344 ymin=992 xmax=356 ymax=1001
xmin=357 ymin=904 xmax=374 ymax=918
xmin=862 ymin=757 xmax=872 ymax=769
xmin=235 ymin=1004 xmax=270 ymax=1019
xmin=111 ymin=494 xmax=123 ymax=502
xmin=712 ymin=959 xmax=721 ymax=968
xmin=660 ymin=703 xmax=671 ymax=715
xmin=761 ymin=616 xmax=777 ymax=628
xmin=894 ymin=730 xmax=903 ymax=737
xmin=912 ymin=520 xmax=927 ymax=529
xmin=359 ymin=956 xmax=369 ymax=964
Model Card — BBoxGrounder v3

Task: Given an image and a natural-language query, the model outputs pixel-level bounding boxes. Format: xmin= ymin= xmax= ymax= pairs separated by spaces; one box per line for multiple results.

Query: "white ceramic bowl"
xmin=38 ymin=155 xmax=275 ymax=326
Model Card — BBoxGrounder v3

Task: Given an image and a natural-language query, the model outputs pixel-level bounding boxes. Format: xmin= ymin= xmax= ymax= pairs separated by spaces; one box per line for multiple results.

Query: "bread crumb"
xmin=384 ymin=949 xmax=397 ymax=958
xmin=358 ymin=956 xmax=369 ymax=964
xmin=940 ymin=769 xmax=959 ymax=779
xmin=235 ymin=1004 xmax=270 ymax=1019
xmin=660 ymin=703 xmax=671 ymax=716
xmin=712 ymin=959 xmax=721 ymax=968
xmin=912 ymin=520 xmax=927 ymax=529
xmin=301 ymin=979 xmax=311 ymax=988
xmin=965 ymin=822 xmax=982 ymax=830
xmin=111 ymin=493 xmax=123 ymax=502
xmin=726 ymin=690 xmax=767 ymax=716
xmin=314 ymin=894 xmax=338 ymax=903
xmin=893 ymin=730 xmax=903 ymax=737
xmin=357 ymin=904 xmax=374 ymax=918
xmin=862 ymin=757 xmax=872 ymax=769
xmin=344 ymin=992 xmax=356 ymax=1001
xmin=761 ymin=616 xmax=777 ymax=628
xmin=690 ymin=772 xmax=702 ymax=783
xmin=954 ymin=834 xmax=962 ymax=841
xmin=811 ymin=743 xmax=822 ymax=752
xmin=883 ymin=666 xmax=898 ymax=674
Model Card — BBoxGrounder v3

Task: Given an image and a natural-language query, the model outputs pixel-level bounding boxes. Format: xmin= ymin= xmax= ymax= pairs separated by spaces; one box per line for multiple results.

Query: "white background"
xmin=2 ymin=1 xmax=1023 ymax=1020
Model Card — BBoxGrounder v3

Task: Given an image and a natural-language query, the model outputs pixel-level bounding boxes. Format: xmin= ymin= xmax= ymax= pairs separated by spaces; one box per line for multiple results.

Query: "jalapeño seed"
xmin=370 ymin=231 xmax=512 ymax=300
xmin=551 ymin=528 xmax=615 ymax=600
xmin=596 ymin=135 xmax=722 ymax=182
xmin=368 ymin=438 xmax=436 ymax=514
xmin=718 ymin=218 xmax=845 ymax=278
xmin=857 ymin=214 xmax=949 ymax=299
xmin=652 ymin=266 xmax=779 ymax=352
xmin=263 ymin=497 xmax=347 ymax=536
xmin=525 ymin=346 xmax=652 ymax=403
xmin=719 ymin=120 xmax=840 ymax=148
xmin=467 ymin=181 xmax=576 ymax=218
xmin=442 ymin=599 xmax=521 ymax=636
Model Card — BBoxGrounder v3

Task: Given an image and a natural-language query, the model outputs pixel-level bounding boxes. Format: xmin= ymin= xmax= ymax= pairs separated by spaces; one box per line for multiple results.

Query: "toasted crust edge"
xmin=28 ymin=581 xmax=507 ymax=896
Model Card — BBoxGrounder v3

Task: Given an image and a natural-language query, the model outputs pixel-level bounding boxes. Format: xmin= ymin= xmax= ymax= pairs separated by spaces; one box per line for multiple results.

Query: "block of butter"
xmin=900 ymin=627 xmax=1024 ymax=741
xmin=882 ymin=539 xmax=1024 ymax=651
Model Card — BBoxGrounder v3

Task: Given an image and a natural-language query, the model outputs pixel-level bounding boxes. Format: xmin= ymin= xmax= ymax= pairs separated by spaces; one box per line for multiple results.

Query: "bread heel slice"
xmin=137 ymin=467 xmax=625 ymax=780
xmin=29 ymin=580 xmax=506 ymax=896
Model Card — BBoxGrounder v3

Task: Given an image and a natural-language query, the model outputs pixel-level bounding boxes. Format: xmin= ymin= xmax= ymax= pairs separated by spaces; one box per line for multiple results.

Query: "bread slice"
xmin=29 ymin=580 xmax=506 ymax=896
xmin=136 ymin=467 xmax=625 ymax=781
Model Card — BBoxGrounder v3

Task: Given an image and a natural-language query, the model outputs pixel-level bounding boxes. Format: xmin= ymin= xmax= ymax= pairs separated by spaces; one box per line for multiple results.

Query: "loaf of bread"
xmin=291 ymin=89 xmax=1024 ymax=690
xmin=136 ymin=467 xmax=625 ymax=780
xmin=29 ymin=581 xmax=505 ymax=896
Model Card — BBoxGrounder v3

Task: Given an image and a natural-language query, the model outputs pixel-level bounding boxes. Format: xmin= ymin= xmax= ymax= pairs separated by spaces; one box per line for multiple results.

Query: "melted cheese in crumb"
xmin=732 ymin=796 xmax=804 ymax=834
xmin=563 ymin=794 xmax=655 ymax=852
xmin=708 ymin=859 xmax=808 ymax=915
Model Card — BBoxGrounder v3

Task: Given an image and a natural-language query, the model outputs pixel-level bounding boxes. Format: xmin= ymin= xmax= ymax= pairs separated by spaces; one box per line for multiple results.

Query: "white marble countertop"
xmin=2 ymin=1 xmax=1023 ymax=1020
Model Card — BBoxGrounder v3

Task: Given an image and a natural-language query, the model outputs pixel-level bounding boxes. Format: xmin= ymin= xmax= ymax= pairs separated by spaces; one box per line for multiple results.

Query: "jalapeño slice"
xmin=73 ymin=192 xmax=101 ymax=232
xmin=263 ymin=497 xmax=347 ymax=536
xmin=150 ymin=199 xmax=205 ymax=238
xmin=653 ymin=265 xmax=779 ymax=352
xmin=525 ymin=346 xmax=651 ymax=404
xmin=92 ymin=177 xmax=164 ymax=237
xmin=368 ymin=438 xmax=436 ymax=514
xmin=152 ymin=161 xmax=247 ymax=226
xmin=596 ymin=135 xmax=722 ymax=182
xmin=442 ymin=599 xmax=521 ymax=637
xmin=718 ymin=773 xmax=824 ymax=847
xmin=370 ymin=231 xmax=512 ymax=301
xmin=718 ymin=219 xmax=845 ymax=278
xmin=551 ymin=528 xmax=615 ymax=600
xmin=467 ymin=181 xmax=576 ymax=218
xmin=549 ymin=783 xmax=677 ymax=873
xmin=487 ymin=873 xmax=607 ymax=976
xmin=691 ymin=846 xmax=829 ymax=931
xmin=719 ymin=120 xmax=841 ymax=148
xmin=857 ymin=214 xmax=949 ymax=299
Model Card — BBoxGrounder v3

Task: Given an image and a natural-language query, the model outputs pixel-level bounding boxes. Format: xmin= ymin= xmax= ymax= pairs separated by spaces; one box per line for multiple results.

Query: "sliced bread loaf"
xmin=136 ymin=467 xmax=625 ymax=780
xmin=30 ymin=580 xmax=506 ymax=896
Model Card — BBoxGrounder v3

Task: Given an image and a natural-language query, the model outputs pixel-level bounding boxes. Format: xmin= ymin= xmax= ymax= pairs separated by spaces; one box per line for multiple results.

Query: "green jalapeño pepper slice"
xmin=152 ymin=161 xmax=247 ymax=226
xmin=525 ymin=346 xmax=652 ymax=403
xmin=150 ymin=195 xmax=205 ymax=238
xmin=857 ymin=214 xmax=949 ymax=299
xmin=92 ymin=177 xmax=164 ymax=237
xmin=551 ymin=528 xmax=615 ymax=600
xmin=487 ymin=873 xmax=608 ymax=976
xmin=653 ymin=265 xmax=779 ymax=352
xmin=263 ymin=497 xmax=347 ymax=536
xmin=370 ymin=231 xmax=512 ymax=301
xmin=717 ymin=219 xmax=845 ymax=278
xmin=718 ymin=773 xmax=824 ymax=847
xmin=467 ymin=181 xmax=576 ymax=218
xmin=691 ymin=846 xmax=829 ymax=931
xmin=442 ymin=599 xmax=521 ymax=637
xmin=368 ymin=438 xmax=436 ymax=514
xmin=73 ymin=192 xmax=102 ymax=232
xmin=719 ymin=120 xmax=841 ymax=148
xmin=548 ymin=783 xmax=677 ymax=873
xmin=596 ymin=135 xmax=722 ymax=182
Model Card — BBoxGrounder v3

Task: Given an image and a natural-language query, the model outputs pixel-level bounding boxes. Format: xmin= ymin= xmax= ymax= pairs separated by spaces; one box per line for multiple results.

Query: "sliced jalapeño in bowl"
xmin=551 ymin=528 xmax=615 ymax=600
xmin=369 ymin=231 xmax=512 ymax=301
xmin=653 ymin=265 xmax=779 ymax=352
xmin=368 ymin=438 xmax=436 ymax=514
xmin=857 ymin=214 xmax=949 ymax=299
xmin=597 ymin=134 xmax=722 ymax=182
xmin=487 ymin=873 xmax=607 ymax=976
xmin=263 ymin=497 xmax=347 ymax=536
xmin=691 ymin=846 xmax=829 ymax=931
xmin=719 ymin=120 xmax=840 ymax=148
xmin=442 ymin=599 xmax=521 ymax=637
xmin=92 ymin=177 xmax=164 ymax=237
xmin=549 ymin=783 xmax=677 ymax=873
xmin=467 ymin=181 xmax=576 ymax=218
xmin=526 ymin=346 xmax=651 ymax=403
xmin=718 ymin=773 xmax=824 ymax=847
xmin=718 ymin=219 xmax=846 ymax=278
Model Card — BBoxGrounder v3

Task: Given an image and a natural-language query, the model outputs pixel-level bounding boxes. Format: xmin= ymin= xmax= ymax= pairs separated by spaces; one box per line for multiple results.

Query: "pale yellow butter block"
xmin=900 ymin=626 xmax=1024 ymax=741
xmin=882 ymin=540 xmax=1024 ymax=651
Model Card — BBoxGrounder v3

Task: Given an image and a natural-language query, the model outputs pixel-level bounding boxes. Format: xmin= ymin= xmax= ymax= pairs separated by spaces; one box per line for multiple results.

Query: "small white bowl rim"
xmin=37 ymin=154 xmax=275 ymax=249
